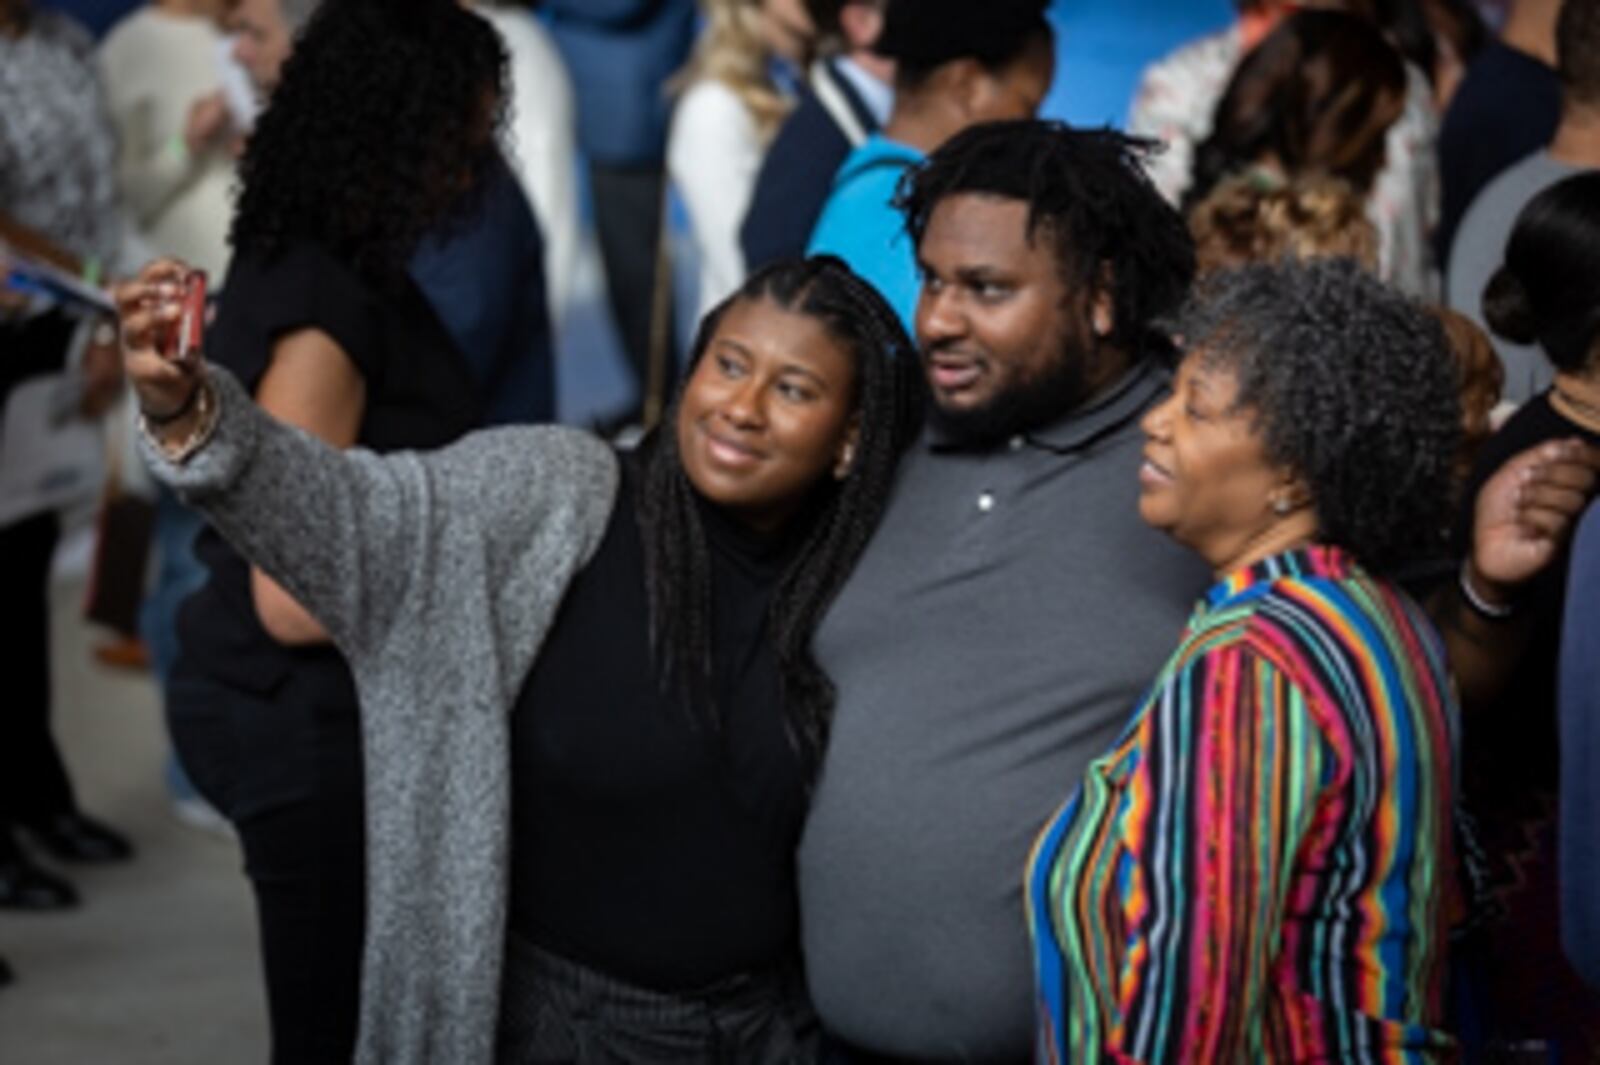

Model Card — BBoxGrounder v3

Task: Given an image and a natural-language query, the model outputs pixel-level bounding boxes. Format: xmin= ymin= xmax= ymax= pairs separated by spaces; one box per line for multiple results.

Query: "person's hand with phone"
xmin=114 ymin=258 xmax=210 ymax=449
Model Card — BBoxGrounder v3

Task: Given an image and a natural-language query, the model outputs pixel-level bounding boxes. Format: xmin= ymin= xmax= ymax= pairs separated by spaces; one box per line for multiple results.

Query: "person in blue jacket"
xmin=740 ymin=0 xmax=893 ymax=273
xmin=806 ymin=0 xmax=1054 ymax=331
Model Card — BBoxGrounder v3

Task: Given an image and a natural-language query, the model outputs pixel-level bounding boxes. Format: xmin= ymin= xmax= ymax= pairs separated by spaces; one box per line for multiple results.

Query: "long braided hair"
xmin=634 ymin=256 xmax=924 ymax=775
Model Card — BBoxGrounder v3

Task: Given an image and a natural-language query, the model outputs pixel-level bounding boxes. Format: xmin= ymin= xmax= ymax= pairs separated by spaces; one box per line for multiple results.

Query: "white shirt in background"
xmin=476 ymin=3 xmax=581 ymax=328
xmin=668 ymin=78 xmax=766 ymax=321
xmin=97 ymin=7 xmax=236 ymax=280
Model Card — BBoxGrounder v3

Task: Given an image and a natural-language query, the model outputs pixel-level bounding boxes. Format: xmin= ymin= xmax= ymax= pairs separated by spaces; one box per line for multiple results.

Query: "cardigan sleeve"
xmin=137 ymin=367 xmax=616 ymax=659
xmin=1057 ymin=641 xmax=1331 ymax=1062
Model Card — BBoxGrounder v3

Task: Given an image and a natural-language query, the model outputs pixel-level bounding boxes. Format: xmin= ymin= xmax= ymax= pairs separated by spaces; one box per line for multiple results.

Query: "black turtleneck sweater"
xmin=508 ymin=458 xmax=809 ymax=991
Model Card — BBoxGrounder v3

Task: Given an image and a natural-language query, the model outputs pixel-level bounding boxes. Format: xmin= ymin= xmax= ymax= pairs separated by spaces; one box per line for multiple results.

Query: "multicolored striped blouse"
xmin=1027 ymin=546 xmax=1457 ymax=1062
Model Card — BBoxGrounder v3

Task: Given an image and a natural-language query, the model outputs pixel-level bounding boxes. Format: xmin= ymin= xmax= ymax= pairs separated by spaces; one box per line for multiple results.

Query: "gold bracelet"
xmin=140 ymin=376 xmax=219 ymax=465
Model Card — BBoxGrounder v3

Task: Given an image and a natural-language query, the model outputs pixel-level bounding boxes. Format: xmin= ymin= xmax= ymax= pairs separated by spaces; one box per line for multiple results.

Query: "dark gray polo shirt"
xmin=799 ymin=361 xmax=1210 ymax=1062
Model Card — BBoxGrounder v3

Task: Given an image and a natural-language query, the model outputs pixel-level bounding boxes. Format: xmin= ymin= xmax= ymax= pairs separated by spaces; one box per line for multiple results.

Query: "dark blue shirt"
xmin=1561 ymin=504 xmax=1600 ymax=991
xmin=38 ymin=0 xmax=137 ymax=38
xmin=740 ymin=58 xmax=880 ymax=273
xmin=410 ymin=152 xmax=554 ymax=424
xmin=1436 ymin=40 xmax=1562 ymax=266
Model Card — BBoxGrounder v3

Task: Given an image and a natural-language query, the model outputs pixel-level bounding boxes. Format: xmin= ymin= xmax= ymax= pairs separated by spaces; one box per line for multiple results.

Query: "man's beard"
xmin=926 ymin=344 xmax=1095 ymax=448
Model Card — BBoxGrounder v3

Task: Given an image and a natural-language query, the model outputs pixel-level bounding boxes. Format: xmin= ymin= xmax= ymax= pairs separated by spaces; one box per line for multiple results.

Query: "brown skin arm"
xmin=0 ymin=211 xmax=80 ymax=275
xmin=113 ymin=258 xmax=365 ymax=645
xmin=2 ymin=211 xmax=121 ymax=411
xmin=1430 ymin=438 xmax=1600 ymax=710
xmin=248 ymin=329 xmax=367 ymax=645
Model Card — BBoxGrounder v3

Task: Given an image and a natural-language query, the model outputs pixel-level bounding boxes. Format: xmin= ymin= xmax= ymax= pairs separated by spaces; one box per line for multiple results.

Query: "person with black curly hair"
xmin=159 ymin=0 xmax=512 ymax=1060
xmin=1028 ymin=258 xmax=1467 ymax=1061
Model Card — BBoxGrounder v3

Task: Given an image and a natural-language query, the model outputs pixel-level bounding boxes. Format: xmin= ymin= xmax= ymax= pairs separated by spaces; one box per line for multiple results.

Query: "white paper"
xmin=0 ymin=374 xmax=104 ymax=527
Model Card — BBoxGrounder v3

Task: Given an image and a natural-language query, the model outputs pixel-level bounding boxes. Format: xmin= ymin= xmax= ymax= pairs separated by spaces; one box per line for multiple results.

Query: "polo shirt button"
xmin=977 ymin=492 xmax=995 ymax=512
xmin=1009 ymin=435 xmax=1025 ymax=452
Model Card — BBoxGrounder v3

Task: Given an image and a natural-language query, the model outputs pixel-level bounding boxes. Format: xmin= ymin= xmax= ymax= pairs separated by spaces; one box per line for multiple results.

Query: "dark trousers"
xmin=497 ymin=934 xmax=821 ymax=1064
xmin=0 ymin=511 xmax=77 ymax=825
xmin=167 ymin=667 xmax=366 ymax=1065
xmin=0 ymin=312 xmax=80 ymax=828
xmin=589 ymin=162 xmax=675 ymax=406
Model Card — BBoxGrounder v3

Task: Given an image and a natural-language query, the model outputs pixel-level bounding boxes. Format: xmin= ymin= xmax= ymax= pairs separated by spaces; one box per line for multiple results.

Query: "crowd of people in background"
xmin=6 ymin=0 xmax=1600 ymax=1061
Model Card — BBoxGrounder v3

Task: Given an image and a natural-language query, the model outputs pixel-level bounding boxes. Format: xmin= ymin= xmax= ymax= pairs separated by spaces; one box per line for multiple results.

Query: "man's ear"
xmin=941 ymin=58 xmax=989 ymax=119
xmin=1090 ymin=265 xmax=1116 ymax=339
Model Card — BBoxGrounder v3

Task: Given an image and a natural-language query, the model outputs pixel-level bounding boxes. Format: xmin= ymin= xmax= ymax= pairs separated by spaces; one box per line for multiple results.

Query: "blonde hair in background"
xmin=673 ymin=0 xmax=794 ymax=139
xmin=1188 ymin=173 xmax=1379 ymax=276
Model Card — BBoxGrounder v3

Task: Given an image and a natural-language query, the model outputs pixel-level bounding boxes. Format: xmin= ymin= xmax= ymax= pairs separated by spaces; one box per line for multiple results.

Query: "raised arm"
xmin=1433 ymin=439 xmax=1600 ymax=710
xmin=115 ymin=259 xmax=615 ymax=659
xmin=246 ymin=326 xmax=366 ymax=645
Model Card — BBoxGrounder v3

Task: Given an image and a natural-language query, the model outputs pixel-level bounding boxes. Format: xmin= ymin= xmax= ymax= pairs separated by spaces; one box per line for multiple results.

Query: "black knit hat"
xmin=873 ymin=0 xmax=1051 ymax=69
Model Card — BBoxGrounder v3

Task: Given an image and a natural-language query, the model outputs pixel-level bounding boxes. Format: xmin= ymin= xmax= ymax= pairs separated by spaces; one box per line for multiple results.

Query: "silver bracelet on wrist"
xmin=1458 ymin=561 xmax=1515 ymax=621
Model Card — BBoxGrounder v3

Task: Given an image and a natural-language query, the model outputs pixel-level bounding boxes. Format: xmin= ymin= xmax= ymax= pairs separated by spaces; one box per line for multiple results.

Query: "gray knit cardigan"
xmin=141 ymin=369 xmax=620 ymax=1064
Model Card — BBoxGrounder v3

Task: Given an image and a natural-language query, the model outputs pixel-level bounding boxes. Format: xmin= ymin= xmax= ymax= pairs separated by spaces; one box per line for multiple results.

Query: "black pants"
xmin=167 ymin=667 xmax=366 ymax=1065
xmin=588 ymin=162 xmax=675 ymax=404
xmin=0 ymin=313 xmax=80 ymax=829
xmin=497 ymin=933 xmax=821 ymax=1064
xmin=0 ymin=511 xmax=77 ymax=825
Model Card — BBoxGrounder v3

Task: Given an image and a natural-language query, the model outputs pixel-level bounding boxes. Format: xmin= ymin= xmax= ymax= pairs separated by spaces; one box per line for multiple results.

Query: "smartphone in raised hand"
xmin=174 ymin=270 xmax=207 ymax=365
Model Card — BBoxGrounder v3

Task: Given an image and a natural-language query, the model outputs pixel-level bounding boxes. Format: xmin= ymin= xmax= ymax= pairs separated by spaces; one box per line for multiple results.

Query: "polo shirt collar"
xmin=927 ymin=358 xmax=1168 ymax=455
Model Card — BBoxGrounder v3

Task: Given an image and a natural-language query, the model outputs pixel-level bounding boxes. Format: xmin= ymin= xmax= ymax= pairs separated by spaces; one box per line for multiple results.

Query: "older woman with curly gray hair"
xmin=1028 ymin=258 xmax=1465 ymax=1061
xmin=1028 ymin=253 xmax=1600 ymax=1061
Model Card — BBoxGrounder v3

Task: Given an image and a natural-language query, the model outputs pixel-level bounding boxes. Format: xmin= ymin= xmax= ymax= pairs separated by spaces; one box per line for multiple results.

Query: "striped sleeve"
xmin=1049 ymin=639 xmax=1334 ymax=1062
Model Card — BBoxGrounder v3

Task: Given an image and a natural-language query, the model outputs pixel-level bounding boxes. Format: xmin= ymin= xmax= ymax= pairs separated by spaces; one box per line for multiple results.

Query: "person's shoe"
xmin=92 ymin=636 xmax=150 ymax=671
xmin=20 ymin=812 xmax=133 ymax=863
xmin=0 ymin=954 xmax=14 ymax=987
xmin=0 ymin=853 xmax=79 ymax=910
xmin=170 ymin=795 xmax=231 ymax=839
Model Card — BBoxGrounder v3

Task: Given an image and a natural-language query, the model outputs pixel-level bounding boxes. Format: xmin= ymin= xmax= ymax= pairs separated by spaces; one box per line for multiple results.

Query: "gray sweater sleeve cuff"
xmin=135 ymin=366 xmax=262 ymax=504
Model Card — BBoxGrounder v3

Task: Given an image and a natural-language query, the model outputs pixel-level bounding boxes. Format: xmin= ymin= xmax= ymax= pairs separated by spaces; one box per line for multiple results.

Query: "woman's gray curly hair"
xmin=1173 ymin=257 xmax=1462 ymax=573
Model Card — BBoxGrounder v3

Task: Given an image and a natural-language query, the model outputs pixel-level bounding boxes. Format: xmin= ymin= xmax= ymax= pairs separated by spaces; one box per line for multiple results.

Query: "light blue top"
xmin=806 ymin=134 xmax=926 ymax=333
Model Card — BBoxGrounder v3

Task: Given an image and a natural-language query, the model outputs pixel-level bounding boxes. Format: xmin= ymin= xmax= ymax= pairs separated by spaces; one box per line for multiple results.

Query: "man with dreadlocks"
xmin=797 ymin=120 xmax=1209 ymax=1062
xmin=805 ymin=0 xmax=1054 ymax=331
